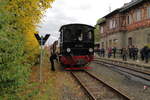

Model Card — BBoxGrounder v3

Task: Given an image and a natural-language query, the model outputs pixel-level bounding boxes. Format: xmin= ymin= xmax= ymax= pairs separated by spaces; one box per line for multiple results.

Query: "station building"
xmin=98 ymin=0 xmax=150 ymax=49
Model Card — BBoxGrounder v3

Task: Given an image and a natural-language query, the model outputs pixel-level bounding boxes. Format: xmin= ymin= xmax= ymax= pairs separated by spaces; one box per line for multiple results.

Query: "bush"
xmin=0 ymin=32 xmax=30 ymax=98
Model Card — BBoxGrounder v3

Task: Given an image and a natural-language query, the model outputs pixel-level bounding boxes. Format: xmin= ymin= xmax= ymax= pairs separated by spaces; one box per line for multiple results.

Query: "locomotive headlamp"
xmin=67 ymin=48 xmax=71 ymax=53
xmin=89 ymin=48 xmax=93 ymax=52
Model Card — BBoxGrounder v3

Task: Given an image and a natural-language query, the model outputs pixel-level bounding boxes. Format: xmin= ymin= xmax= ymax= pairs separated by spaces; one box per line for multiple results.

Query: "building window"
xmin=106 ymin=41 xmax=108 ymax=49
xmin=109 ymin=20 xmax=113 ymax=29
xmin=100 ymin=26 xmax=104 ymax=33
xmin=113 ymin=39 xmax=118 ymax=46
xmin=147 ymin=34 xmax=150 ymax=43
xmin=109 ymin=40 xmax=112 ymax=47
xmin=147 ymin=6 xmax=150 ymax=18
xmin=128 ymin=37 xmax=132 ymax=46
xmin=127 ymin=15 xmax=130 ymax=24
xmin=102 ymin=42 xmax=104 ymax=48
xmin=109 ymin=19 xmax=116 ymax=29
xmin=113 ymin=20 xmax=116 ymax=28
xmin=135 ymin=9 xmax=141 ymax=21
xmin=127 ymin=15 xmax=132 ymax=24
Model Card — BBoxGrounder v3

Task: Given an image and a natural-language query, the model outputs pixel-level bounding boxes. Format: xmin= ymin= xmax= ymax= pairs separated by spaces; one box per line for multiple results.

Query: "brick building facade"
xmin=98 ymin=0 xmax=150 ymax=49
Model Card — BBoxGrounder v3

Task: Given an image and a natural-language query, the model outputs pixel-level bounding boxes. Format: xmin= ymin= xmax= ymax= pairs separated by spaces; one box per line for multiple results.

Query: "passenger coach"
xmin=59 ymin=23 xmax=95 ymax=70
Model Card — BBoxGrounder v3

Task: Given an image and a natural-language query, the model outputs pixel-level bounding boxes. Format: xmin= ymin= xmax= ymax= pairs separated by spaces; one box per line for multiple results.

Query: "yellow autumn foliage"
xmin=4 ymin=0 xmax=54 ymax=64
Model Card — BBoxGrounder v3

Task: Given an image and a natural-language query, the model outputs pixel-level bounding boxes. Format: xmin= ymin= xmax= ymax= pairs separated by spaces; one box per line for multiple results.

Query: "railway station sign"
xmin=34 ymin=34 xmax=50 ymax=45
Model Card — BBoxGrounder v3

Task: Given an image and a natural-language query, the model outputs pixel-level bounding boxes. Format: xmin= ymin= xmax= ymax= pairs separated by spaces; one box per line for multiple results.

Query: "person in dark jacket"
xmin=143 ymin=46 xmax=149 ymax=63
xmin=140 ymin=48 xmax=145 ymax=61
xmin=101 ymin=48 xmax=105 ymax=57
xmin=131 ymin=45 xmax=135 ymax=60
xmin=133 ymin=46 xmax=139 ymax=60
xmin=122 ymin=47 xmax=128 ymax=61
xmin=50 ymin=51 xmax=57 ymax=71
xmin=112 ymin=46 xmax=117 ymax=58
xmin=128 ymin=45 xmax=132 ymax=59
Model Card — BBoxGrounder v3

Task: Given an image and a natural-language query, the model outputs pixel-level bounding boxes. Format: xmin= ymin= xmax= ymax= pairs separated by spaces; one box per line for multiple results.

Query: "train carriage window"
xmin=88 ymin=31 xmax=92 ymax=39
xmin=76 ymin=29 xmax=83 ymax=41
xmin=78 ymin=33 xmax=83 ymax=41
xmin=60 ymin=33 xmax=62 ymax=42
xmin=84 ymin=32 xmax=88 ymax=40
xmin=63 ymin=29 xmax=71 ymax=41
xmin=83 ymin=30 xmax=93 ymax=41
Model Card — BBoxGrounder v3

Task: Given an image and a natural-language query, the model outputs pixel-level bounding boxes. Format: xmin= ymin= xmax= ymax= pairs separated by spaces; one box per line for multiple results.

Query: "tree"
xmin=0 ymin=0 xmax=54 ymax=99
xmin=5 ymin=0 xmax=54 ymax=64
xmin=94 ymin=18 xmax=105 ymax=42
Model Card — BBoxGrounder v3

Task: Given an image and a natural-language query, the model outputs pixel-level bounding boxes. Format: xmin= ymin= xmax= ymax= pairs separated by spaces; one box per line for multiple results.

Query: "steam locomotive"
xmin=59 ymin=23 xmax=95 ymax=70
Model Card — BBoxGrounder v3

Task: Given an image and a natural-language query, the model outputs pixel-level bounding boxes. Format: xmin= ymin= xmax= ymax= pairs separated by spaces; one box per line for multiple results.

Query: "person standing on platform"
xmin=131 ymin=45 xmax=135 ymax=60
xmin=98 ymin=47 xmax=100 ymax=56
xmin=101 ymin=48 xmax=105 ymax=57
xmin=133 ymin=46 xmax=139 ymax=60
xmin=99 ymin=48 xmax=101 ymax=57
xmin=122 ymin=47 xmax=128 ymax=61
xmin=143 ymin=46 xmax=149 ymax=63
xmin=140 ymin=47 xmax=145 ymax=61
xmin=128 ymin=45 xmax=132 ymax=59
xmin=108 ymin=47 xmax=112 ymax=58
xmin=112 ymin=46 xmax=117 ymax=58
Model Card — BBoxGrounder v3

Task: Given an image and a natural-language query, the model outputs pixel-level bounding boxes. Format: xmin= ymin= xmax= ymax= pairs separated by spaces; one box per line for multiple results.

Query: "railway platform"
xmin=94 ymin=53 xmax=150 ymax=68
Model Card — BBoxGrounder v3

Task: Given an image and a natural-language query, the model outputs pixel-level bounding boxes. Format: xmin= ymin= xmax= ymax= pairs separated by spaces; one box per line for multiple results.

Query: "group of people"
xmin=98 ymin=47 xmax=117 ymax=58
xmin=121 ymin=45 xmax=138 ymax=61
xmin=121 ymin=45 xmax=150 ymax=63
xmin=97 ymin=45 xmax=150 ymax=63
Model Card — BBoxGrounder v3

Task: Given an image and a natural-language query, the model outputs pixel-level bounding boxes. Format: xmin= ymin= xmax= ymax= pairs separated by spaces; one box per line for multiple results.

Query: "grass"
xmin=19 ymin=51 xmax=60 ymax=100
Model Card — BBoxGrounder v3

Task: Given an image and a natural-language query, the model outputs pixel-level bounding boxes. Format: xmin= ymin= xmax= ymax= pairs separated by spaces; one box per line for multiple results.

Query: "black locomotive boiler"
xmin=59 ymin=23 xmax=95 ymax=70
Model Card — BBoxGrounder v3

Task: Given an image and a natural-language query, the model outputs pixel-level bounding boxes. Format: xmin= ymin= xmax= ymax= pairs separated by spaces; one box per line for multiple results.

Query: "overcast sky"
xmin=38 ymin=0 xmax=131 ymax=45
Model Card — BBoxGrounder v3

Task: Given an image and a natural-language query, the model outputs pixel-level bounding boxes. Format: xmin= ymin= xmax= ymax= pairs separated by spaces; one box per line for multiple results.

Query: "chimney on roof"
xmin=124 ymin=3 xmax=128 ymax=6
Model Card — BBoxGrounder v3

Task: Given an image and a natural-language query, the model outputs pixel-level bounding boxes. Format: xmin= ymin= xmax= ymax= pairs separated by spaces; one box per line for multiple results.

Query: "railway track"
xmin=93 ymin=59 xmax=150 ymax=83
xmin=94 ymin=58 xmax=150 ymax=73
xmin=71 ymin=71 xmax=130 ymax=100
